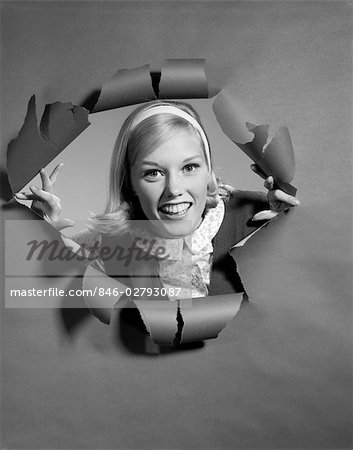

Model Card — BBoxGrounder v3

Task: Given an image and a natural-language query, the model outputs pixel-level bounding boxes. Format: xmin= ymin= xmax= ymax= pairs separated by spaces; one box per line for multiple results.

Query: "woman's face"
xmin=130 ymin=129 xmax=209 ymax=238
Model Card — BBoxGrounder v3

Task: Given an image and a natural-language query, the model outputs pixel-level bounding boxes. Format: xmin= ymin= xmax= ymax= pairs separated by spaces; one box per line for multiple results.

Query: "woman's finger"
xmin=269 ymin=189 xmax=300 ymax=206
xmin=250 ymin=164 xmax=268 ymax=179
xmin=29 ymin=186 xmax=60 ymax=210
xmin=49 ymin=163 xmax=64 ymax=185
xmin=264 ymin=176 xmax=274 ymax=190
xmin=40 ymin=168 xmax=53 ymax=192
xmin=14 ymin=192 xmax=37 ymax=200
xmin=252 ymin=210 xmax=280 ymax=221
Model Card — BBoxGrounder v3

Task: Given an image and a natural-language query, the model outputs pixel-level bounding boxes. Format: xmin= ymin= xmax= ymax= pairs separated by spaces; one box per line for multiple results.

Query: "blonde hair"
xmin=90 ymin=100 xmax=231 ymax=236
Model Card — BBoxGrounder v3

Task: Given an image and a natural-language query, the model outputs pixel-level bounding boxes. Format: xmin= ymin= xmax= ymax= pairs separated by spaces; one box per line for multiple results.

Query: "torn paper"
xmin=231 ymin=219 xmax=273 ymax=248
xmin=83 ymin=265 xmax=130 ymax=325
xmin=82 ymin=262 xmax=178 ymax=345
xmin=8 ymin=61 xmax=298 ymax=350
xmin=213 ymin=90 xmax=297 ymax=196
xmin=92 ymin=64 xmax=156 ymax=112
xmin=92 ymin=59 xmax=208 ymax=111
xmin=132 ymin=294 xmax=243 ymax=346
xmin=7 ymin=95 xmax=90 ymax=195
xmin=133 ymin=300 xmax=179 ymax=346
xmin=82 ymin=261 xmax=243 ymax=346
xmin=39 ymin=101 xmax=89 ymax=151
xmin=178 ymin=294 xmax=243 ymax=344
xmin=159 ymin=59 xmax=209 ymax=99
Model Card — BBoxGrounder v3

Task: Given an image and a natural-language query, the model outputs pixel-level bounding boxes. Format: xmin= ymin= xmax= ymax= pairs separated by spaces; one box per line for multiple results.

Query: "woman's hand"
xmin=14 ymin=163 xmax=75 ymax=231
xmin=250 ymin=164 xmax=300 ymax=221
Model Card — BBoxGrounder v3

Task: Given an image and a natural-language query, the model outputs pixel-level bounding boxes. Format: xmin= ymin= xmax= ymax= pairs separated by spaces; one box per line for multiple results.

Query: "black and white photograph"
xmin=1 ymin=1 xmax=352 ymax=449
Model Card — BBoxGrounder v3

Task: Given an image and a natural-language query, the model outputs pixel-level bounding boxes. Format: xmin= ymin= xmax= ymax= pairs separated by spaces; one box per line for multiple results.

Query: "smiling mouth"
xmin=159 ymin=202 xmax=191 ymax=216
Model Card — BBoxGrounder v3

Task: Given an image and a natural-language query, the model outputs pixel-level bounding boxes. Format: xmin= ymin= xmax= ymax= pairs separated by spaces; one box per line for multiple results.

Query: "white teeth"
xmin=160 ymin=203 xmax=190 ymax=215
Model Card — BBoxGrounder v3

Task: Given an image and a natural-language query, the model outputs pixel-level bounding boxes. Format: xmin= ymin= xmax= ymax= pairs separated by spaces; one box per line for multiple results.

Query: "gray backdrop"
xmin=1 ymin=2 xmax=352 ymax=449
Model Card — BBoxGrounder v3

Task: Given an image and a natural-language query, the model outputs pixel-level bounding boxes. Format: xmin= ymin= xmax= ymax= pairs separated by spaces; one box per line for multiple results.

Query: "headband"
xmin=131 ymin=105 xmax=211 ymax=170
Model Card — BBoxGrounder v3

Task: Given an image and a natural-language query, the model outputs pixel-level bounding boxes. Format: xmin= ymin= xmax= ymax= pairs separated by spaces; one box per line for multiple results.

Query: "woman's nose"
xmin=165 ymin=173 xmax=184 ymax=197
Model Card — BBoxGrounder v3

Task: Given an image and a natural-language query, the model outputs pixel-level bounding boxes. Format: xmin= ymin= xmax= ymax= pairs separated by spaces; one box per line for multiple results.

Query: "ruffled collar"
xmin=130 ymin=200 xmax=225 ymax=260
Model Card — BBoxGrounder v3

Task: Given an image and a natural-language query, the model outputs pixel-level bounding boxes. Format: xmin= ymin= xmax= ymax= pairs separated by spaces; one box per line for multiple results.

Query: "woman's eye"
xmin=144 ymin=169 xmax=162 ymax=179
xmin=183 ymin=163 xmax=200 ymax=173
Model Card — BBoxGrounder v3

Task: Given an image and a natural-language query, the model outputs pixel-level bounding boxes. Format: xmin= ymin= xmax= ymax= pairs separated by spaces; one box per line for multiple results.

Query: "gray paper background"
xmin=1 ymin=1 xmax=352 ymax=449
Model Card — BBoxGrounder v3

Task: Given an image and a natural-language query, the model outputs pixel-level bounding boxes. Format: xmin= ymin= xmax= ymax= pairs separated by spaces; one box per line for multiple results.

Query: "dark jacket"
xmin=209 ymin=190 xmax=268 ymax=295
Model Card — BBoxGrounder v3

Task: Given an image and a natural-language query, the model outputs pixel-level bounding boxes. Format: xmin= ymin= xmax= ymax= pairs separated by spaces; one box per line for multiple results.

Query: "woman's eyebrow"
xmin=139 ymin=161 xmax=163 ymax=168
xmin=183 ymin=155 xmax=203 ymax=163
xmin=140 ymin=154 xmax=202 ymax=167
